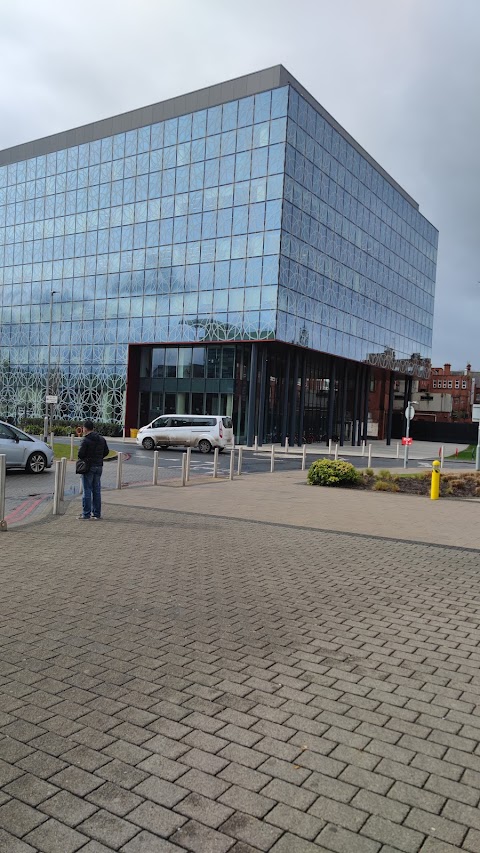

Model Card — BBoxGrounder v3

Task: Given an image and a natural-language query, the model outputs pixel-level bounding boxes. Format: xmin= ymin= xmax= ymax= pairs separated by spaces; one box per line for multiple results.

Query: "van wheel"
xmin=142 ymin=437 xmax=155 ymax=450
xmin=198 ymin=439 xmax=212 ymax=454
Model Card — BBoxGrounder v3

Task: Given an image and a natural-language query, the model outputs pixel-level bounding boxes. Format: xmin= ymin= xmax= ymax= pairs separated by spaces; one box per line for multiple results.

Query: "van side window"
xmin=222 ymin=417 xmax=233 ymax=429
xmin=152 ymin=417 xmax=170 ymax=428
xmin=171 ymin=418 xmax=191 ymax=428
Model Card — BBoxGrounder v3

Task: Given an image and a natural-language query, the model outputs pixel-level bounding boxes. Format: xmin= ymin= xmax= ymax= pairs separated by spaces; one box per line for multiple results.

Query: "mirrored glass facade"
xmin=0 ymin=66 xmax=437 ymax=435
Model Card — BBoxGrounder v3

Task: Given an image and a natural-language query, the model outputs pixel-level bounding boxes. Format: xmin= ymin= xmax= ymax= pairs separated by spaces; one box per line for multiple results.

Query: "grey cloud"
xmin=0 ymin=0 xmax=477 ymax=366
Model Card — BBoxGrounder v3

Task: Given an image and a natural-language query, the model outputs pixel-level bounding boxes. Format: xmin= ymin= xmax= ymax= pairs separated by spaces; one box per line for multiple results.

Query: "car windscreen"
xmin=10 ymin=425 xmax=33 ymax=441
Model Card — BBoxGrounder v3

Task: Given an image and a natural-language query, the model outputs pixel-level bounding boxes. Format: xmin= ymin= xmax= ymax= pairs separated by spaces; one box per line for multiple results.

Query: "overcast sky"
xmin=1 ymin=0 xmax=478 ymax=367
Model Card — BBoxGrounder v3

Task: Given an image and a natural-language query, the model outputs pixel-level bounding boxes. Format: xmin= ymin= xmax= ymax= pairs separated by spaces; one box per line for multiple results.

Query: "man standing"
xmin=78 ymin=419 xmax=109 ymax=519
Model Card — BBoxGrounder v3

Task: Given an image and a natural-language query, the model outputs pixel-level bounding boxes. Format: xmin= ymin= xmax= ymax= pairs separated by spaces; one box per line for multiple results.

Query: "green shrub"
xmin=373 ymin=480 xmax=399 ymax=492
xmin=307 ymin=459 xmax=360 ymax=487
xmin=377 ymin=469 xmax=392 ymax=480
xmin=18 ymin=417 xmax=122 ymax=437
xmin=365 ymin=468 xmax=374 ymax=477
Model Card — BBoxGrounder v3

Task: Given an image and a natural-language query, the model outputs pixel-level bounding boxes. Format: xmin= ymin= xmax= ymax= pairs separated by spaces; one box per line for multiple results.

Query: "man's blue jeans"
xmin=82 ymin=465 xmax=103 ymax=518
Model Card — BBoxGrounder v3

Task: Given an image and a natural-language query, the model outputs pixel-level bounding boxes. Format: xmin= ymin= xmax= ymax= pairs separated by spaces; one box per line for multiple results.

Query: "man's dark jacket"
xmin=78 ymin=432 xmax=109 ymax=467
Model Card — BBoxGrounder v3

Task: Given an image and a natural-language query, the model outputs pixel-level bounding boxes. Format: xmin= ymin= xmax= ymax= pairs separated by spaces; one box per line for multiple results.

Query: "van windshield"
xmin=222 ymin=417 xmax=233 ymax=429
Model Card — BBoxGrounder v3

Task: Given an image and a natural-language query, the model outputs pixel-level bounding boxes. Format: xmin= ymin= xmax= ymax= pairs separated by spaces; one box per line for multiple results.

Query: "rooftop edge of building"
xmin=0 ymin=63 xmax=420 ymax=210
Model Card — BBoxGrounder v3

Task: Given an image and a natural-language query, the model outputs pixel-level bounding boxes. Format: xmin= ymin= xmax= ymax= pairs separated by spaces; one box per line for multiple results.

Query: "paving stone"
xmin=359 ymin=815 xmax=424 ymax=852
xmin=219 ymin=762 xmax=271 ymax=793
xmin=40 ymin=789 xmax=98 ymax=826
xmin=137 ymin=754 xmax=188 ymax=782
xmin=0 ymin=798 xmax=47 ymax=836
xmin=318 ymin=822 xmax=382 ymax=853
xmin=270 ymin=833 xmax=331 ymax=852
xmin=181 ymin=746 xmax=229 ymax=774
xmin=4 ymin=773 xmax=58 ymax=806
xmin=177 ymin=767 xmax=230 ymax=799
xmin=386 ymin=780 xmax=445 ymax=814
xmin=24 ymin=818 xmax=87 ymax=852
xmin=86 ymin=781 xmax=143 ymax=816
xmin=0 ymin=758 xmax=24 ymax=785
xmin=219 ymin=784 xmax=275 ymax=818
xmin=132 ymin=776 xmax=188 ymax=808
xmin=350 ymin=789 xmax=410 ymax=823
xmin=175 ymin=791 xmax=234 ymax=827
xmin=303 ymin=771 xmax=358 ymax=803
xmin=128 ymin=800 xmax=187 ymax=836
xmin=121 ymin=832 xmax=185 ymax=851
xmin=0 ymin=829 xmax=37 ymax=852
xmin=266 ymin=801 xmax=325 ymax=839
xmin=78 ymin=809 xmax=138 ymax=848
xmin=403 ymin=806 xmax=467 ymax=846
xmin=49 ymin=765 xmax=102 ymax=796
xmin=221 ymin=812 xmax=282 ymax=851
xmin=0 ymin=739 xmax=33 ymax=763
xmin=309 ymin=794 xmax=369 ymax=832
xmin=96 ymin=759 xmax=148 ymax=790
xmin=61 ymin=745 xmax=111 ymax=772
xmin=260 ymin=777 xmax=317 ymax=810
xmin=463 ymin=828 xmax=480 ymax=852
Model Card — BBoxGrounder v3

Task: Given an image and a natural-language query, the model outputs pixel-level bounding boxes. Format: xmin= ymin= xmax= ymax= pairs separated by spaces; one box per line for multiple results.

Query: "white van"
xmin=137 ymin=415 xmax=234 ymax=453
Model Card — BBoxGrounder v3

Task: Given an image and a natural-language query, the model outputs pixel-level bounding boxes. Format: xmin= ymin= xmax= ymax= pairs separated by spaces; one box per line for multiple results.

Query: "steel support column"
xmin=280 ymin=350 xmax=291 ymax=446
xmin=352 ymin=363 xmax=359 ymax=446
xmin=246 ymin=342 xmax=258 ymax=447
xmin=326 ymin=359 xmax=336 ymax=442
xmin=386 ymin=371 xmax=395 ymax=446
xmin=257 ymin=346 xmax=267 ymax=446
xmin=339 ymin=363 xmax=348 ymax=446
xmin=289 ymin=351 xmax=300 ymax=445
xmin=362 ymin=365 xmax=370 ymax=442
xmin=298 ymin=354 xmax=306 ymax=446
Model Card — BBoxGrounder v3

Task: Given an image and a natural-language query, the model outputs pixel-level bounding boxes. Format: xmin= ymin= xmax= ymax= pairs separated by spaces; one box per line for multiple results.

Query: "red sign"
xmin=402 ymin=437 xmax=413 ymax=446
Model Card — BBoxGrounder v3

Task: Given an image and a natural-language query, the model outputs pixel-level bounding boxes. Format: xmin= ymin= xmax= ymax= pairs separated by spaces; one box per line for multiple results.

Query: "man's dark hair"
xmin=83 ymin=419 xmax=94 ymax=431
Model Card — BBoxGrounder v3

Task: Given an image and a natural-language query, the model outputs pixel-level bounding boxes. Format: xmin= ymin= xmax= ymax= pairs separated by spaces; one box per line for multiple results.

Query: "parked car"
xmin=137 ymin=415 xmax=234 ymax=453
xmin=0 ymin=420 xmax=54 ymax=473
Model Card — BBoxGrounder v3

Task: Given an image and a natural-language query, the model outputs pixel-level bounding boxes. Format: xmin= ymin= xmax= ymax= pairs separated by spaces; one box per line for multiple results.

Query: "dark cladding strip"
xmin=0 ymin=64 xmax=418 ymax=208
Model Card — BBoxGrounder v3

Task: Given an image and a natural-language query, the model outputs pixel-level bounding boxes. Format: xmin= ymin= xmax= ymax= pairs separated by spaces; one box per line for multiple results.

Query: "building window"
xmin=462 ymin=381 xmax=467 ymax=389
xmin=443 ymin=380 xmax=447 ymax=388
xmin=455 ymin=380 xmax=460 ymax=389
xmin=433 ymin=380 xmax=437 ymax=388
xmin=448 ymin=381 xmax=452 ymax=388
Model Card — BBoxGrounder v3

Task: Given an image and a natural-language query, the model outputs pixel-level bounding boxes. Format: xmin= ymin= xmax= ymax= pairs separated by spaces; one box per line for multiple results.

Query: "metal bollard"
xmin=285 ymin=437 xmax=289 ymax=453
xmin=361 ymin=440 xmax=366 ymax=457
xmin=0 ymin=455 xmax=7 ymax=531
xmin=152 ymin=450 xmax=159 ymax=485
xmin=368 ymin=444 xmax=372 ymax=468
xmin=431 ymin=459 xmax=441 ymax=500
xmin=254 ymin=435 xmax=258 ymax=451
xmin=301 ymin=444 xmax=307 ymax=471
xmin=237 ymin=446 xmax=243 ymax=475
xmin=396 ymin=442 xmax=400 ymax=459
xmin=213 ymin=447 xmax=219 ymax=478
xmin=115 ymin=451 xmax=123 ymax=489
xmin=334 ymin=444 xmax=339 ymax=461
xmin=229 ymin=448 xmax=235 ymax=480
xmin=440 ymin=446 xmax=445 ymax=470
xmin=270 ymin=445 xmax=275 ymax=473
xmin=70 ymin=433 xmax=75 ymax=462
xmin=60 ymin=457 xmax=67 ymax=507
xmin=50 ymin=431 xmax=54 ymax=450
xmin=185 ymin=447 xmax=191 ymax=482
xmin=53 ymin=460 xmax=61 ymax=515
xmin=328 ymin=439 xmax=332 ymax=455
xmin=181 ymin=453 xmax=187 ymax=486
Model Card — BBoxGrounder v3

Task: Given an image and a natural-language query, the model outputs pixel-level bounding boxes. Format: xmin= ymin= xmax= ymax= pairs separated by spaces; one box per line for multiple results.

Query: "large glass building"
xmin=0 ymin=66 xmax=437 ymax=444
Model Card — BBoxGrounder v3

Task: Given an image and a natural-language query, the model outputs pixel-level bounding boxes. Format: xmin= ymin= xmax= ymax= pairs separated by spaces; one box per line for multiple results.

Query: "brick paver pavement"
xmin=1 ymin=497 xmax=480 ymax=851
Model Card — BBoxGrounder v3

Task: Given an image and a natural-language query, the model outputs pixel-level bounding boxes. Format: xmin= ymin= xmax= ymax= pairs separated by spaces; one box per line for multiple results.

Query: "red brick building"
xmin=418 ymin=363 xmax=475 ymax=421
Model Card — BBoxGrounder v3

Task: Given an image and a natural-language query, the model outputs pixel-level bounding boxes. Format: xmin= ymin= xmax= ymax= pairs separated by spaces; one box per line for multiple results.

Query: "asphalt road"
xmin=3 ymin=440 xmax=476 ymax=525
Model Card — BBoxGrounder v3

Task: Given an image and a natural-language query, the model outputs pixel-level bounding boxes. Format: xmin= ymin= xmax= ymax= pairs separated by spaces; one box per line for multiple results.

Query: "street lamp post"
xmin=43 ymin=290 xmax=56 ymax=443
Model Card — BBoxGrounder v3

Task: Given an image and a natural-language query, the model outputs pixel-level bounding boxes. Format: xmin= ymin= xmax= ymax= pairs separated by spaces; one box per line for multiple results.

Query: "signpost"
xmin=403 ymin=404 xmax=415 ymax=469
xmin=46 ymin=395 xmax=58 ymax=405
xmin=473 ymin=404 xmax=480 ymax=472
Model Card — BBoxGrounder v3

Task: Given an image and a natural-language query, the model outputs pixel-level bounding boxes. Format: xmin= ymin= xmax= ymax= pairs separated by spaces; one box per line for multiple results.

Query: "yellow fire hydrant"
xmin=430 ymin=459 xmax=441 ymax=500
